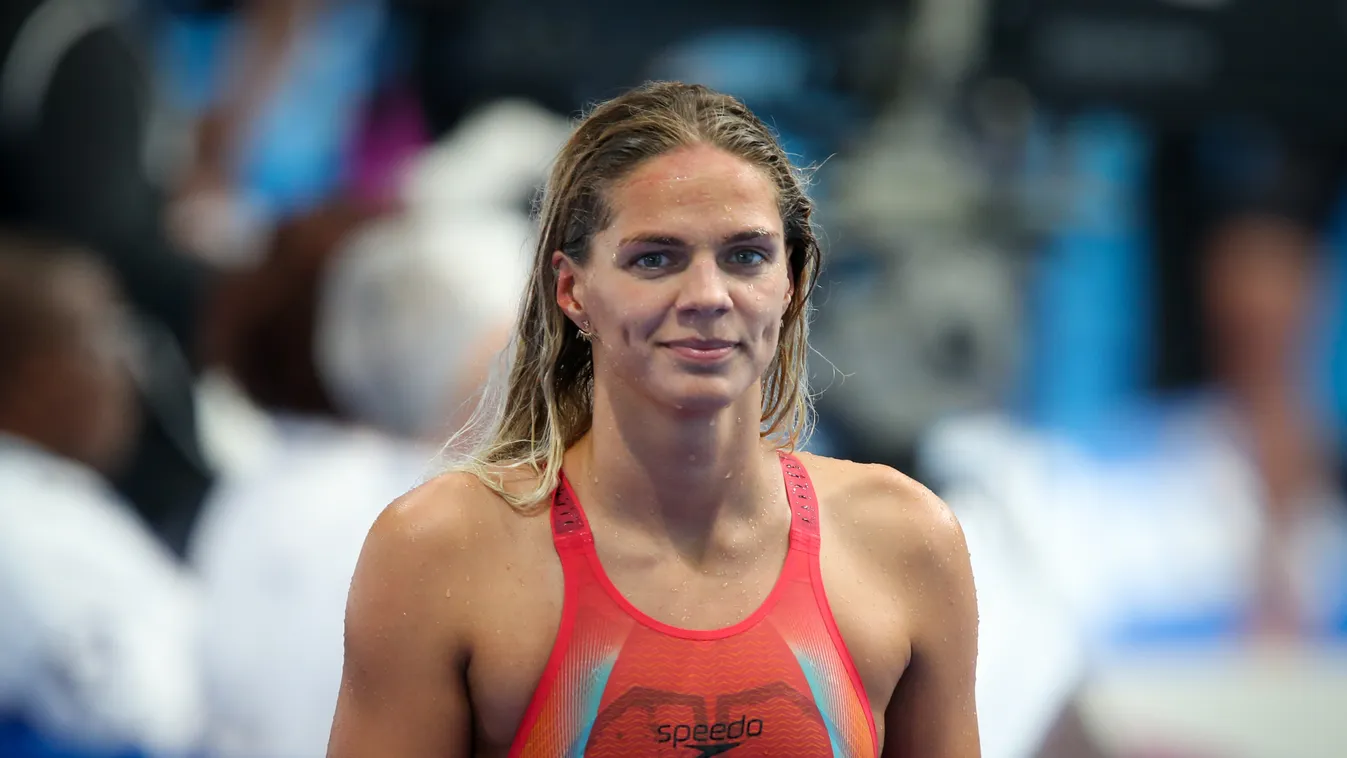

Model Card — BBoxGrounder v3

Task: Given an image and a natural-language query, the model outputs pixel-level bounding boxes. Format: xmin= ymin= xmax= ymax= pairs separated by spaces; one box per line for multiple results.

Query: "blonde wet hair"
xmin=445 ymin=81 xmax=822 ymax=509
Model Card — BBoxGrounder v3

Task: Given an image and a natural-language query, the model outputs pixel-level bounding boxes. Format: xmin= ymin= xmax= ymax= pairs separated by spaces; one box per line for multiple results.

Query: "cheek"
xmin=759 ymin=317 xmax=785 ymax=358
xmin=590 ymin=284 xmax=667 ymax=338
xmin=750 ymin=278 xmax=792 ymax=330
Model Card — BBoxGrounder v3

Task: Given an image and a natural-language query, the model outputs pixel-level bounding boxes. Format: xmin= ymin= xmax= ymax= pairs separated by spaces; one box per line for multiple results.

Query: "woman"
xmin=329 ymin=81 xmax=979 ymax=758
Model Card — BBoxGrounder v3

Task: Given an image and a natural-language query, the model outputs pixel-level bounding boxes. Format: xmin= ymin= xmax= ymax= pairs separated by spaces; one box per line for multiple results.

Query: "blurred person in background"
xmin=1196 ymin=202 xmax=1347 ymax=639
xmin=329 ymin=82 xmax=979 ymax=758
xmin=921 ymin=151 xmax=1347 ymax=756
xmin=0 ymin=235 xmax=203 ymax=758
xmin=187 ymin=100 xmax=556 ymax=758
xmin=0 ymin=0 xmax=225 ymax=556
xmin=188 ymin=211 xmax=526 ymax=758
xmin=0 ymin=0 xmax=408 ymax=555
xmin=0 ymin=0 xmax=214 ymax=351
xmin=1049 ymin=155 xmax=1347 ymax=648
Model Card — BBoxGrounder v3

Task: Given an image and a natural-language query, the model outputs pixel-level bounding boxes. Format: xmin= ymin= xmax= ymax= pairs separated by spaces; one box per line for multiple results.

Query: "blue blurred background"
xmin=1 ymin=1 xmax=1345 ymax=756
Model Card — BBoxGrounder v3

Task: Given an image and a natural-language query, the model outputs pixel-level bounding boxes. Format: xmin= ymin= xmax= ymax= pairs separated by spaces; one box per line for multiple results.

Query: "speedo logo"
xmin=656 ymin=715 xmax=764 ymax=756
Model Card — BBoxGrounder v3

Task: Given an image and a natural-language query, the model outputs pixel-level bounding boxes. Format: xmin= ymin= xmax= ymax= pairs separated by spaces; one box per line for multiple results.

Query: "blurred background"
xmin=1 ymin=1 xmax=1345 ymax=756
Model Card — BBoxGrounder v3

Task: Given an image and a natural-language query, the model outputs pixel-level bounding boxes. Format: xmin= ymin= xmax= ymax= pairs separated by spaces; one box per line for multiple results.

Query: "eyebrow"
xmin=617 ymin=228 xmax=780 ymax=248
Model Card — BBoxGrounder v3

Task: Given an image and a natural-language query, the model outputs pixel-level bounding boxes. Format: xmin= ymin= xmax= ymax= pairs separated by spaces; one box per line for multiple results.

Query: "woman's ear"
xmin=553 ymin=250 xmax=586 ymax=327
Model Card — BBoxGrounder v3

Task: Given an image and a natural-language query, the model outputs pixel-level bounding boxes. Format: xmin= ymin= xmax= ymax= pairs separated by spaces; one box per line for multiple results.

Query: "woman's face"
xmin=555 ymin=144 xmax=793 ymax=417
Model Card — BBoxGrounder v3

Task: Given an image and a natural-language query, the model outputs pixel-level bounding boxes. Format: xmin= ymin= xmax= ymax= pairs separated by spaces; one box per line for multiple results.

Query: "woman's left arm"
xmin=882 ymin=491 xmax=981 ymax=758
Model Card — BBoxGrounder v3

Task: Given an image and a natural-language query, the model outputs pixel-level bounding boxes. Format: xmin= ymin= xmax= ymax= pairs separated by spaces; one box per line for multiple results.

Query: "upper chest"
xmin=457 ymin=496 xmax=913 ymax=755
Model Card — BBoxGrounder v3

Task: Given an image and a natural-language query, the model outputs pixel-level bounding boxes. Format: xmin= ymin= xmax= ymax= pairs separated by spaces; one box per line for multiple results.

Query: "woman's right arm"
xmin=327 ymin=486 xmax=475 ymax=757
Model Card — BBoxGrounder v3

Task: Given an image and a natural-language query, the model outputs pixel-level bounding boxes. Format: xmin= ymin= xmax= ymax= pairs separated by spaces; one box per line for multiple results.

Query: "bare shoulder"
xmin=367 ymin=470 xmax=514 ymax=559
xmin=367 ymin=467 xmax=545 ymax=556
xmin=794 ymin=453 xmax=979 ymax=753
xmin=346 ymin=468 xmax=549 ymax=654
xmin=793 ymin=452 xmax=969 ymax=574
xmin=333 ymin=467 xmax=561 ymax=756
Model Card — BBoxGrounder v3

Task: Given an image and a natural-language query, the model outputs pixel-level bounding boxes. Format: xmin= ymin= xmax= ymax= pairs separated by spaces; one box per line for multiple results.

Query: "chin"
xmin=649 ymin=376 xmax=752 ymax=417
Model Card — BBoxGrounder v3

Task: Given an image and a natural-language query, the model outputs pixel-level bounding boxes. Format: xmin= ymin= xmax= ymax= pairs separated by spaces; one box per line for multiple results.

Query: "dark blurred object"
xmin=0 ymin=0 xmax=213 ymax=351
xmin=0 ymin=0 xmax=216 ymax=557
xmin=0 ymin=719 xmax=146 ymax=758
xmin=205 ymin=200 xmax=381 ymax=417
xmin=397 ymin=0 xmax=904 ymax=137
xmin=985 ymin=0 xmax=1347 ymax=137
xmin=160 ymin=0 xmax=240 ymax=15
xmin=809 ymin=239 xmax=1023 ymax=479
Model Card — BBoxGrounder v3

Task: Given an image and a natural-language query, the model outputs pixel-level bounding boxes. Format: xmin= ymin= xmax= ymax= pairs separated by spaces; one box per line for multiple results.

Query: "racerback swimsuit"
xmin=508 ymin=452 xmax=880 ymax=758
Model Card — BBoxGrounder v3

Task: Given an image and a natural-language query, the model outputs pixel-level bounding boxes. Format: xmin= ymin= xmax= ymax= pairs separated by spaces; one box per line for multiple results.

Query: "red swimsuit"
xmin=508 ymin=453 xmax=879 ymax=757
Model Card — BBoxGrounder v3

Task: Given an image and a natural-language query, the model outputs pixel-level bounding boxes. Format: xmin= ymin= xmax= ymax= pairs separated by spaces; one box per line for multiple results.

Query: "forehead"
xmin=604 ymin=145 xmax=782 ymax=239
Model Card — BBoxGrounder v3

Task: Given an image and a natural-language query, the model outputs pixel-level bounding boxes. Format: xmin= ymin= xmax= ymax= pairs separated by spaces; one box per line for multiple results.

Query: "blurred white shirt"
xmin=0 ymin=434 xmax=204 ymax=757
xmin=190 ymin=416 xmax=432 ymax=758
xmin=945 ymin=487 xmax=1087 ymax=758
xmin=924 ymin=403 xmax=1347 ymax=650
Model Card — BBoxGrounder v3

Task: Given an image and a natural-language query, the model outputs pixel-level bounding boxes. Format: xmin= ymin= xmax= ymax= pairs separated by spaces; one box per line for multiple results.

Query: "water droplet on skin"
xmin=444 ymin=588 xmax=452 ymax=598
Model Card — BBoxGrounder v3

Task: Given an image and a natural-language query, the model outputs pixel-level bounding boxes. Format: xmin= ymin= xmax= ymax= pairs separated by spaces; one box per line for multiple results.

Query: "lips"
xmin=662 ymin=339 xmax=738 ymax=362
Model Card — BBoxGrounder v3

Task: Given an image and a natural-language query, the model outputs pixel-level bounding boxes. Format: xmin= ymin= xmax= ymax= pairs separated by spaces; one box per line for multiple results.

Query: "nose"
xmin=674 ymin=254 xmax=732 ymax=318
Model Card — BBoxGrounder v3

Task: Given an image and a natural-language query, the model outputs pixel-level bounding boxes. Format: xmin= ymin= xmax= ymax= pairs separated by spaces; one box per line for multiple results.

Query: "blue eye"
xmin=730 ymin=248 xmax=768 ymax=266
xmin=633 ymin=252 xmax=669 ymax=269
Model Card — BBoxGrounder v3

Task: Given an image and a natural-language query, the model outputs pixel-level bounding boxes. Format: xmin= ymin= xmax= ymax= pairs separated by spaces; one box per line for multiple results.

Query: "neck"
xmin=573 ymin=380 xmax=778 ymax=534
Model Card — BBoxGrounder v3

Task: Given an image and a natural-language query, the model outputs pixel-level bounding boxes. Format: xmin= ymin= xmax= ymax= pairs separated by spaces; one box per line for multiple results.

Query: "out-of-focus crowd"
xmin=1 ymin=2 xmax=1345 ymax=758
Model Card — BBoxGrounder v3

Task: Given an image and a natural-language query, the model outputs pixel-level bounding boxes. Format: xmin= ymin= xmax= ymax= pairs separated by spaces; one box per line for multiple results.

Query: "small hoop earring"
xmin=578 ymin=321 xmax=594 ymax=341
